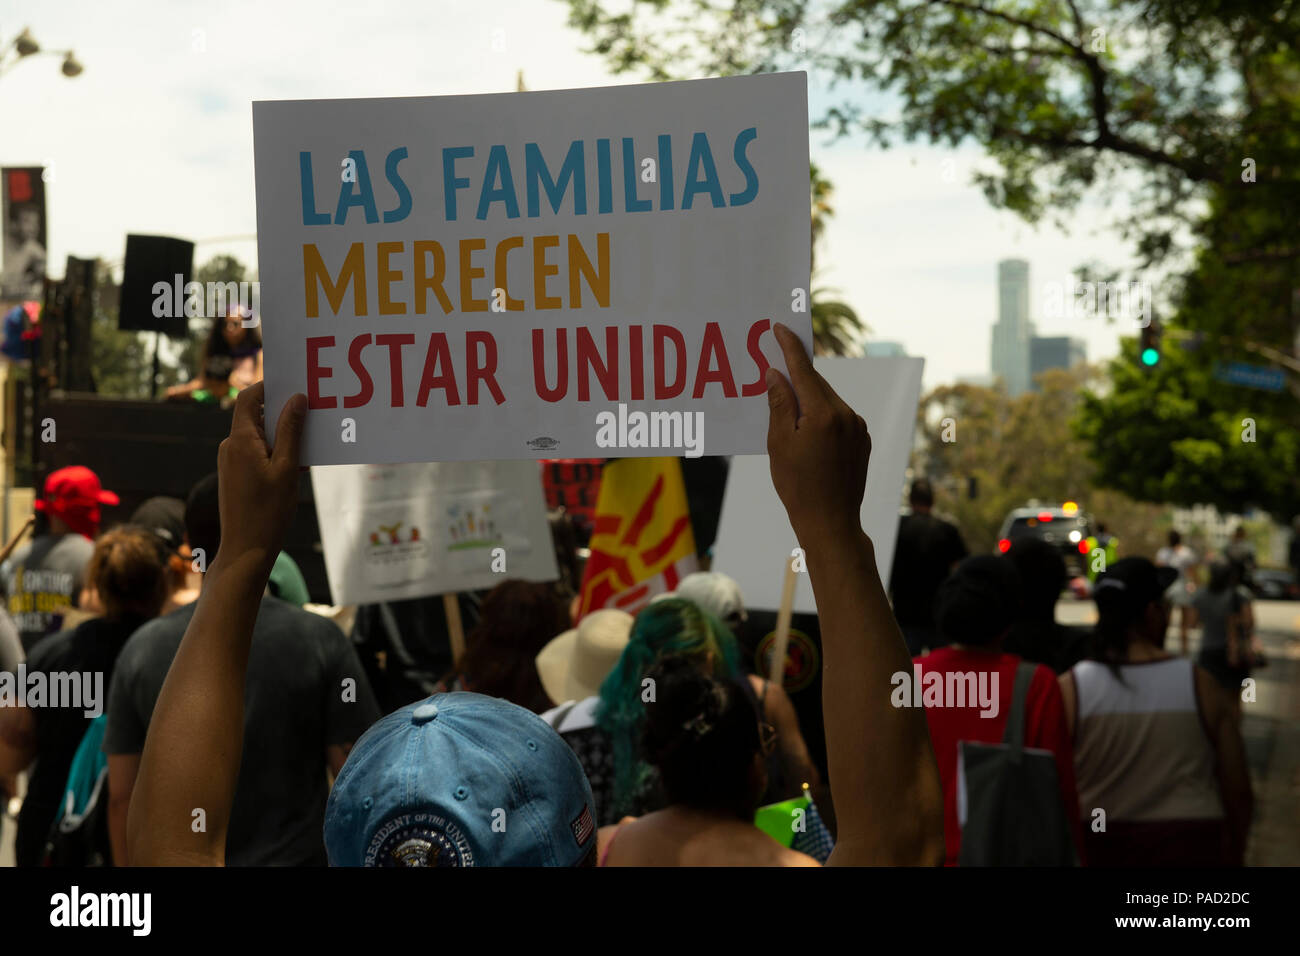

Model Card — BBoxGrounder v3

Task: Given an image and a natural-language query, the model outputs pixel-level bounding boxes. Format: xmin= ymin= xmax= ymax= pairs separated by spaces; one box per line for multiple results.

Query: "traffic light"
xmin=1139 ymin=320 xmax=1162 ymax=368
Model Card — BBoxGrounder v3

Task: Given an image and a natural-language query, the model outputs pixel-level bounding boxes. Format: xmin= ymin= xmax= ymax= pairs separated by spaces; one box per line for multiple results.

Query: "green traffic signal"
xmin=1141 ymin=347 xmax=1160 ymax=366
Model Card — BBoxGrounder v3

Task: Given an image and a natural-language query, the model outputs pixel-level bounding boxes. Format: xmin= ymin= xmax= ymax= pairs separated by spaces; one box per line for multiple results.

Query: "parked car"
xmin=1250 ymin=568 xmax=1300 ymax=601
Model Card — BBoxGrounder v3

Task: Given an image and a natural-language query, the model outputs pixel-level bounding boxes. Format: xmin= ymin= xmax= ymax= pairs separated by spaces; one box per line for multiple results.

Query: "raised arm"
xmin=764 ymin=323 xmax=944 ymax=866
xmin=128 ymin=383 xmax=306 ymax=866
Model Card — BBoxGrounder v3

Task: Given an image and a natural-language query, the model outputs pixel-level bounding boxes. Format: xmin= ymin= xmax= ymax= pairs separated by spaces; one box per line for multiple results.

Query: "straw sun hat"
xmin=535 ymin=609 xmax=634 ymax=705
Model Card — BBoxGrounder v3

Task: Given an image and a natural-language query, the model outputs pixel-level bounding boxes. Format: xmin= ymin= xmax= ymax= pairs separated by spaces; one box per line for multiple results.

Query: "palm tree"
xmin=809 ymin=163 xmax=868 ymax=356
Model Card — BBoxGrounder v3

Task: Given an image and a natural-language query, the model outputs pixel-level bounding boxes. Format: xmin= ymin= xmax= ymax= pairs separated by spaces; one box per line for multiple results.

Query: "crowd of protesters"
xmin=0 ymin=323 xmax=1272 ymax=867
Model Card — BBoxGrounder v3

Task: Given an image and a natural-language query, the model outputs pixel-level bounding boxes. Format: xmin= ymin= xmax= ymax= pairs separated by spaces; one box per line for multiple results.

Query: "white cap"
xmin=672 ymin=572 xmax=747 ymax=623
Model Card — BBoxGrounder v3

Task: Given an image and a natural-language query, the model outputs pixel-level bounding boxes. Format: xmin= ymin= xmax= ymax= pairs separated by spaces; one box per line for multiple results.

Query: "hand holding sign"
xmin=765 ymin=323 xmax=871 ymax=546
xmin=215 ymin=383 xmax=307 ymax=575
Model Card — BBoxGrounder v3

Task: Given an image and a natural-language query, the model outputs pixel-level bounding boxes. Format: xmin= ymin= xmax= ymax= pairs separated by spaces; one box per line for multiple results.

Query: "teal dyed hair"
xmin=595 ymin=597 xmax=742 ymax=816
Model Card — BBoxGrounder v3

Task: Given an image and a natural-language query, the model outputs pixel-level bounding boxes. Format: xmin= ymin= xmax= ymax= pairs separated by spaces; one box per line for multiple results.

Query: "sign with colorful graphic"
xmin=252 ymin=73 xmax=811 ymax=463
xmin=1 ymin=168 xmax=47 ymax=301
xmin=541 ymin=459 xmax=605 ymax=526
xmin=576 ymin=456 xmax=696 ymax=619
xmin=755 ymin=627 xmax=819 ymax=694
xmin=712 ymin=356 xmax=924 ymax=613
xmin=311 ymin=459 xmax=557 ymax=605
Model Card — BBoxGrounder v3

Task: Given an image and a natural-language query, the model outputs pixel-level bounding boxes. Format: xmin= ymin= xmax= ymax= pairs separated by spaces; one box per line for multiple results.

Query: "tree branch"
xmin=936 ymin=0 xmax=1222 ymax=183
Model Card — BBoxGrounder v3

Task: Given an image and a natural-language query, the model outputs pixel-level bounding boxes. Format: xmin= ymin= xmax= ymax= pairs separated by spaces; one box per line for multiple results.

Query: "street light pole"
xmin=0 ymin=28 xmax=83 ymax=79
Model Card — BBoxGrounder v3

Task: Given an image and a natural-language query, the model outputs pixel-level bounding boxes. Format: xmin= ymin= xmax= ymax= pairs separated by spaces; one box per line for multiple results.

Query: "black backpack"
xmin=957 ymin=662 xmax=1078 ymax=866
xmin=351 ymin=594 xmax=481 ymax=715
xmin=42 ymin=714 xmax=112 ymax=867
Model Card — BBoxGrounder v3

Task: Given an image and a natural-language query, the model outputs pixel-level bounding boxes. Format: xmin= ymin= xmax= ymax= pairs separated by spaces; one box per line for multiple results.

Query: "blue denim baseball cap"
xmin=324 ymin=692 xmax=597 ymax=866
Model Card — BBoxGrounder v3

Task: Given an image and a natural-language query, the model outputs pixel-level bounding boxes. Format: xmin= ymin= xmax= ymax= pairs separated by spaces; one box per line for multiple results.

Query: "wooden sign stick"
xmin=0 ymin=516 xmax=35 ymax=567
xmin=768 ymin=554 xmax=799 ymax=687
xmin=443 ymin=592 xmax=466 ymax=666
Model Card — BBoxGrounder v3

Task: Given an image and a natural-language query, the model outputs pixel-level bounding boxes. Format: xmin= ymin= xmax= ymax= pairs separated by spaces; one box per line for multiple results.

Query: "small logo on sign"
xmin=528 ymin=436 xmax=559 ymax=450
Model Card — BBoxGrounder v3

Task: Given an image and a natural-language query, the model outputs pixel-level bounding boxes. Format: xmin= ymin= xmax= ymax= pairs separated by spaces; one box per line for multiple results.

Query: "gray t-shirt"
xmin=0 ymin=533 xmax=94 ymax=651
xmin=103 ymin=595 xmax=381 ymax=866
xmin=1191 ymin=587 xmax=1238 ymax=652
xmin=0 ymin=608 xmax=23 ymax=672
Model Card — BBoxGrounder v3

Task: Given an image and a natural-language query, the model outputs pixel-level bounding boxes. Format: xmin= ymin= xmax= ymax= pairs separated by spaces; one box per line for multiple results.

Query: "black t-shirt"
xmin=888 ymin=512 xmax=968 ymax=626
xmin=1003 ymin=620 xmax=1092 ymax=675
xmin=103 ymin=596 xmax=380 ymax=866
xmin=351 ymin=592 xmax=482 ymax=716
xmin=14 ymin=614 xmax=146 ymax=867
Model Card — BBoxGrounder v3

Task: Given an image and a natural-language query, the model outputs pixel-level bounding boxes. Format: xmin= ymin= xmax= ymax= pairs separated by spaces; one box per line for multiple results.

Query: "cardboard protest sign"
xmin=711 ymin=356 xmax=925 ymax=613
xmin=311 ymin=459 xmax=557 ymax=605
xmin=252 ymin=73 xmax=811 ymax=464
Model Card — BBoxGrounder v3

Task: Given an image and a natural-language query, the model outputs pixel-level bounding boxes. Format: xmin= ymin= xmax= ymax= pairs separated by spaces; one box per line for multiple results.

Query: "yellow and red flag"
xmin=576 ymin=457 xmax=697 ymax=619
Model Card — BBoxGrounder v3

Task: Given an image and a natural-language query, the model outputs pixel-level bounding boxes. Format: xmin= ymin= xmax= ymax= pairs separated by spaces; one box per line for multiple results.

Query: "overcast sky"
xmin=0 ymin=0 xmax=1153 ymax=388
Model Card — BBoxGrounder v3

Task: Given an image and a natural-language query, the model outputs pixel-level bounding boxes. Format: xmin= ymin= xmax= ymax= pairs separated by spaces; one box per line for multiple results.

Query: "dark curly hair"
xmin=451 ymin=580 xmax=569 ymax=713
xmin=640 ymin=656 xmax=762 ymax=820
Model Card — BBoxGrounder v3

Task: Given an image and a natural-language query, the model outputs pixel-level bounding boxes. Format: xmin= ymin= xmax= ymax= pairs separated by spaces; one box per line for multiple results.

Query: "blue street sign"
xmin=1213 ymin=361 xmax=1286 ymax=392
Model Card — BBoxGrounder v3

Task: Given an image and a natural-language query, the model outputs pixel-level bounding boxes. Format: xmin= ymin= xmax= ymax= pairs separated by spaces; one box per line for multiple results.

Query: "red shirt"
xmin=913 ymin=647 xmax=1083 ymax=865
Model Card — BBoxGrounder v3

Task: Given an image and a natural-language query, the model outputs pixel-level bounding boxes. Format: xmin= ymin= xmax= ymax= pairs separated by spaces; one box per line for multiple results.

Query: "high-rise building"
xmin=1029 ymin=336 xmax=1087 ymax=388
xmin=991 ymin=259 xmax=1032 ymax=396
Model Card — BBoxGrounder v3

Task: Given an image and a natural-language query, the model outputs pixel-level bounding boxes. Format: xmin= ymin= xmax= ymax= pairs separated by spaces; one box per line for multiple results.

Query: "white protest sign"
xmin=711 ymin=356 xmax=924 ymax=613
xmin=311 ymin=459 xmax=557 ymax=605
xmin=252 ymin=73 xmax=811 ymax=464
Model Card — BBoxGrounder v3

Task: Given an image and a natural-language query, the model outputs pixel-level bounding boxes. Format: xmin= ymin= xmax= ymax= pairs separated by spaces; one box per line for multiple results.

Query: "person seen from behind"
xmin=1192 ymin=560 xmax=1253 ymax=717
xmin=435 ymin=579 xmax=569 ymax=713
xmin=596 ymin=656 xmax=816 ymax=866
xmin=0 ymin=466 xmax=117 ymax=651
xmin=1002 ymin=538 xmax=1091 ymax=674
xmin=1060 ymin=557 xmax=1252 ymax=866
xmin=103 ymin=472 xmax=379 ymax=866
xmin=1155 ymin=530 xmax=1199 ymax=655
xmin=0 ymin=526 xmax=168 ymax=866
xmin=888 ymin=477 xmax=967 ymax=656
xmin=914 ymin=555 xmax=1084 ymax=865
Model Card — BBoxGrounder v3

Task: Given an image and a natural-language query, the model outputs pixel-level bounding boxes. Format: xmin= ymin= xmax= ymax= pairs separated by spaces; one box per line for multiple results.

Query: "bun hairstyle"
xmin=640 ymin=657 xmax=762 ymax=820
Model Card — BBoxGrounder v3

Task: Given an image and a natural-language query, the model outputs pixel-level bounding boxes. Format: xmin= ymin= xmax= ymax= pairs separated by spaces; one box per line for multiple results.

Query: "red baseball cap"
xmin=35 ymin=466 xmax=119 ymax=538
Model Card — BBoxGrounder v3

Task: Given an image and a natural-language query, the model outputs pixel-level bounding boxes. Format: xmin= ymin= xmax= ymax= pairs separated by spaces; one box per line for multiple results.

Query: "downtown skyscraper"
xmin=991 ymin=258 xmax=1032 ymax=397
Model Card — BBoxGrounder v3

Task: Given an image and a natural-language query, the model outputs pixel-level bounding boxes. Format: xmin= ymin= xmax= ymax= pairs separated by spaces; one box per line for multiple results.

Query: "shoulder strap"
xmin=1001 ymin=662 xmax=1037 ymax=760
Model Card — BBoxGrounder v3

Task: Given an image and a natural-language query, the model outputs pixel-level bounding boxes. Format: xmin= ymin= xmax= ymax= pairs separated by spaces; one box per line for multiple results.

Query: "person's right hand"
xmin=765 ymin=322 xmax=871 ymax=543
xmin=214 ymin=382 xmax=307 ymax=573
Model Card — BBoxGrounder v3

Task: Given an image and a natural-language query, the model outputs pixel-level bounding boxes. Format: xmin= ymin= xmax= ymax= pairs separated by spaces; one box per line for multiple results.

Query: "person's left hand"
xmin=215 ymin=383 xmax=307 ymax=572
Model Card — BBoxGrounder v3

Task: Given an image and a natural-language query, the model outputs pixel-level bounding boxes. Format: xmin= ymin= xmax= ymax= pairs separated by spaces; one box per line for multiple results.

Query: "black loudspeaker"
xmin=118 ymin=234 xmax=194 ymax=336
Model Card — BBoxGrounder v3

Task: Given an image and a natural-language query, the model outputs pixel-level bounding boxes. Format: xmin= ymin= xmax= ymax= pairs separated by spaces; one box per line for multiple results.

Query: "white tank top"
xmin=1071 ymin=658 xmax=1222 ymax=822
